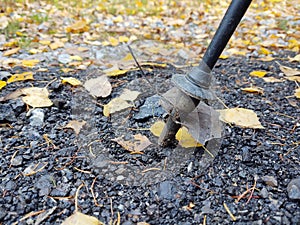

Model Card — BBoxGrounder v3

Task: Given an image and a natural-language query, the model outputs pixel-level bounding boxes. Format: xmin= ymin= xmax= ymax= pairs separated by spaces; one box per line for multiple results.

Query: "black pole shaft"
xmin=203 ymin=0 xmax=252 ymax=70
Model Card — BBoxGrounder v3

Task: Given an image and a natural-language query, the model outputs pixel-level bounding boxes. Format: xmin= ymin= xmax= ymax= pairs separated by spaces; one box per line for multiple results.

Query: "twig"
xmin=75 ymin=183 xmax=85 ymax=212
xmin=223 ymin=202 xmax=236 ymax=221
xmin=203 ymin=215 xmax=207 ymax=225
xmin=246 ymin=175 xmax=258 ymax=204
xmin=90 ymin=176 xmax=102 ymax=207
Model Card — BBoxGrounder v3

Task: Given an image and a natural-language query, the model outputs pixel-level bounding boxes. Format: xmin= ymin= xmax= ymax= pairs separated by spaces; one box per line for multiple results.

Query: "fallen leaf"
xmin=259 ymin=56 xmax=275 ymax=62
xmin=108 ymin=36 xmax=119 ymax=46
xmin=218 ymin=108 xmax=264 ymax=129
xmin=105 ymin=68 xmax=132 ymax=77
xmin=61 ymin=211 xmax=104 ymax=225
xmin=176 ymin=126 xmax=203 ymax=148
xmin=66 ymin=20 xmax=89 ymax=33
xmin=7 ymin=72 xmax=34 ymax=83
xmin=22 ymin=59 xmax=40 ymax=67
xmin=0 ymin=89 xmax=23 ymax=102
xmin=0 ymin=81 xmax=7 ymax=90
xmin=39 ymin=40 xmax=51 ymax=45
xmin=262 ymin=77 xmax=283 ymax=83
xmin=150 ymin=120 xmax=165 ymax=137
xmin=3 ymin=47 xmax=20 ymax=56
xmin=219 ymin=55 xmax=229 ymax=59
xmin=70 ymin=55 xmax=83 ymax=61
xmin=249 ymin=70 xmax=267 ymax=78
xmin=21 ymin=87 xmax=53 ymax=108
xmin=61 ymin=77 xmax=82 ymax=86
xmin=277 ymin=63 xmax=300 ymax=76
xmin=258 ymin=47 xmax=271 ymax=55
xmin=64 ymin=120 xmax=86 ymax=135
xmin=84 ymin=76 xmax=112 ymax=97
xmin=50 ymin=41 xmax=65 ymax=50
xmin=295 ymin=88 xmax=300 ymax=99
xmin=241 ymin=87 xmax=264 ymax=94
xmin=119 ymin=36 xmax=129 ymax=42
xmin=285 ymin=76 xmax=300 ymax=82
xmin=119 ymin=88 xmax=140 ymax=101
xmin=103 ymin=98 xmax=132 ymax=117
xmin=0 ymin=16 xmax=9 ymax=29
xmin=112 ymin=134 xmax=151 ymax=153
xmin=289 ymin=54 xmax=300 ymax=62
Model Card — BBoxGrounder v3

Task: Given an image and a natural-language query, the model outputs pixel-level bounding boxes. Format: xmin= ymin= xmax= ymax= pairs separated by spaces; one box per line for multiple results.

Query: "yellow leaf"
xmin=61 ymin=77 xmax=82 ymax=86
xmin=0 ymin=81 xmax=7 ymax=90
xmin=39 ymin=40 xmax=51 ymax=45
xmin=22 ymin=59 xmax=40 ymax=67
xmin=64 ymin=120 xmax=86 ymax=135
xmin=121 ymin=53 xmax=134 ymax=61
xmin=150 ymin=120 xmax=165 ymax=137
xmin=218 ymin=108 xmax=264 ymax=129
xmin=61 ymin=211 xmax=104 ymax=225
xmin=259 ymin=56 xmax=274 ymax=62
xmin=140 ymin=62 xmax=167 ymax=68
xmin=119 ymin=36 xmax=129 ymax=42
xmin=61 ymin=68 xmax=74 ymax=73
xmin=3 ymin=40 xmax=18 ymax=47
xmin=16 ymin=31 xmax=25 ymax=36
xmin=29 ymin=49 xmax=42 ymax=54
xmin=50 ymin=41 xmax=64 ymax=50
xmin=113 ymin=15 xmax=123 ymax=22
xmin=176 ymin=127 xmax=202 ymax=148
xmin=103 ymin=98 xmax=132 ymax=117
xmin=277 ymin=63 xmax=300 ymax=76
xmin=295 ymin=88 xmax=300 ymax=99
xmin=105 ymin=68 xmax=132 ymax=77
xmin=108 ymin=36 xmax=119 ymax=46
xmin=3 ymin=47 xmax=20 ymax=56
xmin=7 ymin=72 xmax=34 ymax=83
xmin=241 ymin=87 xmax=264 ymax=94
xmin=70 ymin=55 xmax=83 ymax=61
xmin=258 ymin=47 xmax=271 ymax=55
xmin=219 ymin=55 xmax=229 ymax=59
xmin=66 ymin=20 xmax=89 ymax=33
xmin=249 ymin=70 xmax=267 ymax=78
xmin=21 ymin=87 xmax=53 ymax=108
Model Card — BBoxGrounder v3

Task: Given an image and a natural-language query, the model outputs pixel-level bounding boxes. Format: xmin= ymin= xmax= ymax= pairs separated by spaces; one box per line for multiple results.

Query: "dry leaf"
xmin=112 ymin=134 xmax=151 ymax=153
xmin=84 ymin=76 xmax=112 ymax=97
xmin=277 ymin=63 xmax=300 ymax=76
xmin=61 ymin=77 xmax=82 ymax=86
xmin=218 ymin=108 xmax=264 ymax=129
xmin=70 ymin=55 xmax=83 ymax=61
xmin=176 ymin=127 xmax=203 ymax=148
xmin=103 ymin=98 xmax=132 ymax=117
xmin=241 ymin=87 xmax=264 ymax=94
xmin=249 ymin=70 xmax=267 ymax=78
xmin=108 ymin=36 xmax=119 ymax=46
xmin=50 ymin=41 xmax=65 ymax=50
xmin=262 ymin=77 xmax=283 ymax=83
xmin=7 ymin=72 xmax=34 ymax=83
xmin=61 ymin=211 xmax=104 ymax=225
xmin=219 ymin=55 xmax=229 ymax=59
xmin=295 ymin=88 xmax=300 ymax=99
xmin=3 ymin=47 xmax=20 ymax=56
xmin=119 ymin=89 xmax=140 ymax=101
xmin=64 ymin=120 xmax=86 ymax=135
xmin=21 ymin=87 xmax=53 ymax=108
xmin=285 ymin=76 xmax=300 ymax=82
xmin=289 ymin=54 xmax=300 ymax=62
xmin=150 ymin=120 xmax=166 ymax=137
xmin=105 ymin=68 xmax=132 ymax=77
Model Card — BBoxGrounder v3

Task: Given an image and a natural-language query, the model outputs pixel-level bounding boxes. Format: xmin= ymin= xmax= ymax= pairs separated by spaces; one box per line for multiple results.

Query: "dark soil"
xmin=0 ymin=51 xmax=299 ymax=224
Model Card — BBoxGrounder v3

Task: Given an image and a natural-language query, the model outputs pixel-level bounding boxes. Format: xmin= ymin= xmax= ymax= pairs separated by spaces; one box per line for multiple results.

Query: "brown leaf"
xmin=277 ymin=62 xmax=300 ymax=76
xmin=64 ymin=120 xmax=86 ymax=135
xmin=3 ymin=47 xmax=20 ymax=56
xmin=112 ymin=134 xmax=151 ymax=153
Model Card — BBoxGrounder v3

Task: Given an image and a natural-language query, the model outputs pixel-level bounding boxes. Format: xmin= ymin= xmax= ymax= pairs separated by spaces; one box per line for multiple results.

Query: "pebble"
xmin=261 ymin=175 xmax=278 ymax=187
xmin=157 ymin=181 xmax=176 ymax=200
xmin=0 ymin=104 xmax=16 ymax=122
xmin=287 ymin=177 xmax=300 ymax=200
xmin=29 ymin=108 xmax=45 ymax=127
xmin=57 ymin=53 xmax=72 ymax=64
xmin=133 ymin=95 xmax=166 ymax=120
xmin=10 ymin=155 xmax=23 ymax=166
xmin=258 ymin=187 xmax=269 ymax=198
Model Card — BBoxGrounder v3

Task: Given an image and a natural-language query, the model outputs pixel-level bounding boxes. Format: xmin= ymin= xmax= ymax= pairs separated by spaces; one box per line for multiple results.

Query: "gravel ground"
xmin=0 ymin=48 xmax=299 ymax=225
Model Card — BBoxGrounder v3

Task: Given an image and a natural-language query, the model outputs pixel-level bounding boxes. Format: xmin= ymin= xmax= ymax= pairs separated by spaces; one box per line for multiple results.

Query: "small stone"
xmin=157 ymin=181 xmax=176 ymax=200
xmin=10 ymin=155 xmax=23 ymax=166
xmin=287 ymin=177 xmax=300 ymax=200
xmin=0 ymin=104 xmax=16 ymax=122
xmin=261 ymin=175 xmax=278 ymax=187
xmin=134 ymin=95 xmax=166 ymax=120
xmin=58 ymin=53 xmax=72 ymax=64
xmin=29 ymin=108 xmax=44 ymax=127
xmin=0 ymin=71 xmax=11 ymax=80
xmin=0 ymin=207 xmax=6 ymax=220
xmin=258 ymin=187 xmax=269 ymax=198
